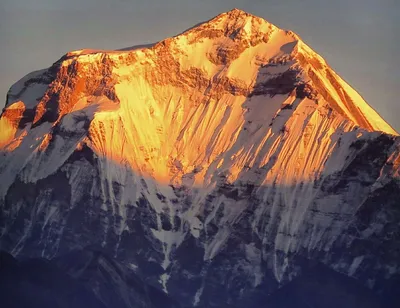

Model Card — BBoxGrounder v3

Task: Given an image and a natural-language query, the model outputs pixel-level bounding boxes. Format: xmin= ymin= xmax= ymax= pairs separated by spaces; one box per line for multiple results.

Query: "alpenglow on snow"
xmin=0 ymin=8 xmax=399 ymax=308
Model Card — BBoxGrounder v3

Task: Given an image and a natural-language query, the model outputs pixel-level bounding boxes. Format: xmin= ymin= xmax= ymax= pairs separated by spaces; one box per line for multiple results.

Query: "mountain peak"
xmin=219 ymin=8 xmax=268 ymax=22
xmin=221 ymin=8 xmax=253 ymax=18
xmin=1 ymin=10 xmax=400 ymax=307
xmin=177 ymin=8 xmax=279 ymax=42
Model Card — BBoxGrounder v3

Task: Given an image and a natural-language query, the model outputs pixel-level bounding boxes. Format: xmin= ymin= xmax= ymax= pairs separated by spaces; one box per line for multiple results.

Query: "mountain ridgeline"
xmin=0 ymin=9 xmax=399 ymax=308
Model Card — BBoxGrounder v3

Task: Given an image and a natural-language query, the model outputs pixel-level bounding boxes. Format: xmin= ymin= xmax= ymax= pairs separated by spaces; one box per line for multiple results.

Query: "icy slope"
xmin=0 ymin=8 xmax=399 ymax=308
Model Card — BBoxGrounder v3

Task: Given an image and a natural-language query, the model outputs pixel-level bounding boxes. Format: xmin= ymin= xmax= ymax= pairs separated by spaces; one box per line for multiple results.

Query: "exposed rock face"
xmin=0 ymin=250 xmax=107 ymax=308
xmin=264 ymin=261 xmax=394 ymax=308
xmin=0 ymin=8 xmax=399 ymax=308
xmin=0 ymin=249 xmax=182 ymax=308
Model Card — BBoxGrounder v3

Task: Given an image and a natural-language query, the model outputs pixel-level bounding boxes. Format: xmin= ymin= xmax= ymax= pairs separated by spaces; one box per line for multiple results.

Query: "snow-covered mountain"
xmin=0 ymin=9 xmax=399 ymax=307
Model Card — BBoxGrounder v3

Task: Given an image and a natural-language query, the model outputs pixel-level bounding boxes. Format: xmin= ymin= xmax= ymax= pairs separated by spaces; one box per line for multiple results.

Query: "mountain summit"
xmin=1 ymin=10 xmax=399 ymax=308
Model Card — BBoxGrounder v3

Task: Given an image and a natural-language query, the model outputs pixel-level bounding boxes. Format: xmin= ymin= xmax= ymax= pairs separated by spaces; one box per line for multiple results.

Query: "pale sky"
xmin=1 ymin=0 xmax=399 ymax=131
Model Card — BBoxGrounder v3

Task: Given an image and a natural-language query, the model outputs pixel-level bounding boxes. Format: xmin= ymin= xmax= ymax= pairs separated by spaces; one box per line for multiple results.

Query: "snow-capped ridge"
xmin=0 ymin=9 xmax=397 ymax=197
xmin=1 ymin=9 xmax=400 ymax=307
xmin=4 ymin=9 xmax=396 ymax=136
xmin=292 ymin=40 xmax=398 ymax=135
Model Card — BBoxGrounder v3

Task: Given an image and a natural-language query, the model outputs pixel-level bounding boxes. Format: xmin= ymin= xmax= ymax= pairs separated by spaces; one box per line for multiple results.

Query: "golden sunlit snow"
xmin=0 ymin=9 xmax=398 ymax=189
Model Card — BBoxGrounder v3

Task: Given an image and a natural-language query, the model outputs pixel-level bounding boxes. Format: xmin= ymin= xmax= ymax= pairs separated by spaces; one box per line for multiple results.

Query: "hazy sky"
xmin=1 ymin=0 xmax=399 ymax=131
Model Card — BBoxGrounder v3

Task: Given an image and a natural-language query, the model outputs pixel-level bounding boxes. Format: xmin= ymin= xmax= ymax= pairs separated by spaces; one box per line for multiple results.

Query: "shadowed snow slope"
xmin=0 ymin=8 xmax=399 ymax=308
